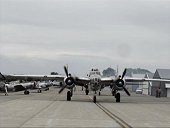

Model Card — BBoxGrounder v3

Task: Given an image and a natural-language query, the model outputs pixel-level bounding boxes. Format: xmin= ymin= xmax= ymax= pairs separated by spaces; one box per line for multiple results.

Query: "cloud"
xmin=0 ymin=0 xmax=170 ymax=75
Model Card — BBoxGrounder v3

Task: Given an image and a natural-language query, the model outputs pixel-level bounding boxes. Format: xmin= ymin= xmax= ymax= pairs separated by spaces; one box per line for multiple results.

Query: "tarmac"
xmin=0 ymin=86 xmax=170 ymax=128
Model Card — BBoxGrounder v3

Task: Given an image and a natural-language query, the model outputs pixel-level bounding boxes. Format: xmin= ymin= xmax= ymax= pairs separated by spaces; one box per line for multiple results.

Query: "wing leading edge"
xmin=125 ymin=78 xmax=170 ymax=83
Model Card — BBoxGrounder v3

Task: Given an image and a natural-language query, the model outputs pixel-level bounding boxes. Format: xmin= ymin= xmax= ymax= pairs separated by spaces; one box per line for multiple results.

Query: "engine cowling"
xmin=115 ymin=79 xmax=124 ymax=88
xmin=64 ymin=77 xmax=75 ymax=88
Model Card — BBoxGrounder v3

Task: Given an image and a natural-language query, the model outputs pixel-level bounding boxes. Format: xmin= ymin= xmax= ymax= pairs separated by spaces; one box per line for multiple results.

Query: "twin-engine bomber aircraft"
xmin=1 ymin=66 xmax=170 ymax=103
xmin=57 ymin=66 xmax=170 ymax=102
xmin=58 ymin=66 xmax=130 ymax=103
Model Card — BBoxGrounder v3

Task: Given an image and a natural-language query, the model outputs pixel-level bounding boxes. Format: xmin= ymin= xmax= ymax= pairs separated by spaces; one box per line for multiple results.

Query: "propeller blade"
xmin=123 ymin=86 xmax=130 ymax=96
xmin=0 ymin=72 xmax=6 ymax=80
xmin=64 ymin=66 xmax=69 ymax=77
xmin=121 ymin=68 xmax=127 ymax=79
xmin=58 ymin=85 xmax=67 ymax=94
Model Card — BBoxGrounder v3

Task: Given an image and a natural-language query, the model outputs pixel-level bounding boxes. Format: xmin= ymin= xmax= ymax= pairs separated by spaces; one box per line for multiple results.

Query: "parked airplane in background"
xmin=1 ymin=66 xmax=170 ymax=103
xmin=52 ymin=81 xmax=63 ymax=87
xmin=0 ymin=81 xmax=35 ymax=95
xmin=36 ymin=81 xmax=53 ymax=92
xmin=0 ymin=73 xmax=52 ymax=95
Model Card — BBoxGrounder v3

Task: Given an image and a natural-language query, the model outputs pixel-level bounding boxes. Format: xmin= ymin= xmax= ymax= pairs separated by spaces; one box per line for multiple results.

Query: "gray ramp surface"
xmin=1 ymin=87 xmax=170 ymax=127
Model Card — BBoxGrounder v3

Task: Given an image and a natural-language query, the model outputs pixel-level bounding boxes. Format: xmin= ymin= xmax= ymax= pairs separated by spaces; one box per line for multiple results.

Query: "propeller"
xmin=58 ymin=65 xmax=74 ymax=94
xmin=59 ymin=65 xmax=68 ymax=94
xmin=116 ymin=68 xmax=130 ymax=96
xmin=64 ymin=65 xmax=69 ymax=77
xmin=121 ymin=68 xmax=127 ymax=79
xmin=58 ymin=84 xmax=67 ymax=94
xmin=123 ymin=86 xmax=130 ymax=96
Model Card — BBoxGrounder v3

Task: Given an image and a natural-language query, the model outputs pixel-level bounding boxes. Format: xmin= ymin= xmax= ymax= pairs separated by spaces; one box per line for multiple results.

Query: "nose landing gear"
xmin=93 ymin=95 xmax=96 ymax=103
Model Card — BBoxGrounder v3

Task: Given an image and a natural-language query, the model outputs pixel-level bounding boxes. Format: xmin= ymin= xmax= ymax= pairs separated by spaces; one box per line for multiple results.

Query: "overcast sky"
xmin=0 ymin=0 xmax=170 ymax=76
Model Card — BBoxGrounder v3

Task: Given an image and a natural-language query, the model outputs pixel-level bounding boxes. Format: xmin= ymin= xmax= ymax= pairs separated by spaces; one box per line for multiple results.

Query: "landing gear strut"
xmin=112 ymin=90 xmax=116 ymax=96
xmin=115 ymin=92 xmax=120 ymax=102
xmin=85 ymin=89 xmax=89 ymax=95
xmin=37 ymin=89 xmax=42 ymax=93
xmin=67 ymin=91 xmax=71 ymax=101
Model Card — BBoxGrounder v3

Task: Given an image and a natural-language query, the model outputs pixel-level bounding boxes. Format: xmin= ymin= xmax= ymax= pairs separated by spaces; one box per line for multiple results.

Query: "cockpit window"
xmin=90 ymin=71 xmax=101 ymax=76
xmin=90 ymin=72 xmax=95 ymax=75
xmin=96 ymin=72 xmax=100 ymax=75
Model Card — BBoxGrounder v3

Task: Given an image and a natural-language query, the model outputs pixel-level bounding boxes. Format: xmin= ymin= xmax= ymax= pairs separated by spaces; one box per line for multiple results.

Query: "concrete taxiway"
xmin=0 ymin=87 xmax=170 ymax=127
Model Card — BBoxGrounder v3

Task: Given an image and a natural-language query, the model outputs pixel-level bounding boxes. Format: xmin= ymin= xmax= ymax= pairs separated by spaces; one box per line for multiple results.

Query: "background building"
xmin=143 ymin=73 xmax=154 ymax=95
xmin=151 ymin=69 xmax=170 ymax=97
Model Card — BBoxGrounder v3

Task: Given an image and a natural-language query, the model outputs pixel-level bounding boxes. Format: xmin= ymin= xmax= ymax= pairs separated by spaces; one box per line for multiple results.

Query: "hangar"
xmin=151 ymin=69 xmax=170 ymax=97
xmin=143 ymin=73 xmax=154 ymax=95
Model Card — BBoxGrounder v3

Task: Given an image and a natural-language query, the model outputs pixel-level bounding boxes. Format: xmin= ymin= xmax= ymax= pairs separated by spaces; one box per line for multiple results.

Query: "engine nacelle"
xmin=115 ymin=79 xmax=124 ymax=88
xmin=64 ymin=77 xmax=75 ymax=89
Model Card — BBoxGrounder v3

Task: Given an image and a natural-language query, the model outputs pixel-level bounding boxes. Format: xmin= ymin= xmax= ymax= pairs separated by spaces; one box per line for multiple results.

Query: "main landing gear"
xmin=24 ymin=90 xmax=30 ymax=95
xmin=67 ymin=90 xmax=73 ymax=101
xmin=115 ymin=92 xmax=120 ymax=102
xmin=112 ymin=90 xmax=120 ymax=102
xmin=37 ymin=89 xmax=42 ymax=93
xmin=85 ymin=89 xmax=89 ymax=95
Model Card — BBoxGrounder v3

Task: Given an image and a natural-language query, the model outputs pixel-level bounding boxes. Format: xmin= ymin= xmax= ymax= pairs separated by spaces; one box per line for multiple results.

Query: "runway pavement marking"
xmin=89 ymin=96 xmax=132 ymax=128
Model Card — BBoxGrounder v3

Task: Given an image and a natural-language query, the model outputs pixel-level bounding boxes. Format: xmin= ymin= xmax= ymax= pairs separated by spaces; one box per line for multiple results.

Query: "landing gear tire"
xmin=116 ymin=93 xmax=120 ymax=102
xmin=13 ymin=88 xmax=16 ymax=92
xmin=24 ymin=90 xmax=30 ymax=95
xmin=99 ymin=92 xmax=101 ymax=96
xmin=93 ymin=96 xmax=96 ymax=103
xmin=37 ymin=89 xmax=42 ymax=93
xmin=67 ymin=91 xmax=71 ymax=101
xmin=85 ymin=90 xmax=89 ymax=95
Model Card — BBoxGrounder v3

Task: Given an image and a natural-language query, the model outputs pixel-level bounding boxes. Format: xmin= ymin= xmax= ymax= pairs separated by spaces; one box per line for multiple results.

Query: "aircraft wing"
xmin=101 ymin=77 xmax=114 ymax=85
xmin=75 ymin=77 xmax=91 ymax=86
xmin=125 ymin=78 xmax=170 ymax=83
xmin=2 ymin=74 xmax=65 ymax=81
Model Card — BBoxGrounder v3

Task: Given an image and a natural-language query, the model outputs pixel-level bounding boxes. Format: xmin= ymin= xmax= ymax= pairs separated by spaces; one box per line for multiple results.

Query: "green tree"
xmin=51 ymin=72 xmax=58 ymax=75
xmin=102 ymin=67 xmax=116 ymax=77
